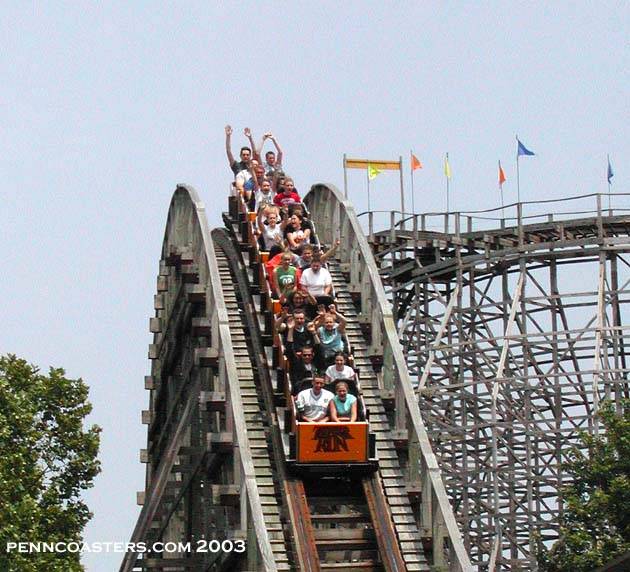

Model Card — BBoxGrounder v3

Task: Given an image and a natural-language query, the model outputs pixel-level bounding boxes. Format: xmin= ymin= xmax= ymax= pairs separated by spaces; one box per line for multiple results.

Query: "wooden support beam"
xmin=148 ymin=344 xmax=159 ymax=360
xmin=177 ymin=446 xmax=205 ymax=456
xmin=180 ymin=263 xmax=199 ymax=284
xmin=406 ymin=483 xmax=422 ymax=503
xmin=391 ymin=429 xmax=409 ymax=450
xmin=185 ymin=284 xmax=205 ymax=304
xmin=492 ymin=274 xmax=524 ymax=401
xmin=154 ymin=294 xmax=165 ymax=310
xmin=156 ymin=275 xmax=168 ymax=292
xmin=207 ymin=432 xmax=233 ymax=453
xmin=339 ymin=262 xmax=352 ymax=274
xmin=368 ymin=354 xmax=384 ymax=372
xmin=191 ymin=317 xmax=211 ymax=336
xmin=165 ymin=246 xmax=181 ymax=266
xmin=417 ymin=285 xmax=459 ymax=391
xmin=199 ymin=391 xmax=226 ymax=412
xmin=149 ymin=317 xmax=162 ymax=333
xmin=144 ymin=376 xmax=156 ymax=390
xmin=381 ymin=389 xmax=395 ymax=411
xmin=179 ymin=246 xmax=194 ymax=265
xmin=210 ymin=484 xmax=240 ymax=506
xmin=154 ymin=480 xmax=184 ymax=501
xmin=136 ymin=491 xmax=145 ymax=506
xmin=140 ymin=449 xmax=149 ymax=464
xmin=194 ymin=347 xmax=219 ymax=367
xmin=170 ymin=463 xmax=196 ymax=474
xmin=141 ymin=410 xmax=154 ymax=425
xmin=165 ymin=245 xmax=194 ymax=268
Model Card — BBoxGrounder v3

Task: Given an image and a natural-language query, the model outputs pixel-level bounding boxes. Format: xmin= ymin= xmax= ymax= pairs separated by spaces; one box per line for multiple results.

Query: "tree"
xmin=0 ymin=355 xmax=101 ymax=571
xmin=538 ymin=399 xmax=630 ymax=572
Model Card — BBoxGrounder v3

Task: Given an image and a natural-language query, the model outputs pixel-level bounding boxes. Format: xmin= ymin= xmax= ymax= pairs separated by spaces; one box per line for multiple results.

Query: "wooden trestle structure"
xmin=121 ymin=185 xmax=473 ymax=572
xmin=358 ymin=188 xmax=630 ymax=570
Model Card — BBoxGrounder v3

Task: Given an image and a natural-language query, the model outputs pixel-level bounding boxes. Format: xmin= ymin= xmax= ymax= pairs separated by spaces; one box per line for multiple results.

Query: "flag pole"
xmin=608 ymin=153 xmax=612 ymax=212
xmin=516 ymin=134 xmax=521 ymax=203
xmin=410 ymin=150 xmax=416 ymax=214
xmin=367 ymin=165 xmax=371 ymax=213
xmin=399 ymin=156 xmax=405 ymax=229
xmin=499 ymin=160 xmax=505 ymax=219
xmin=446 ymin=152 xmax=450 ymax=213
xmin=399 ymin=156 xmax=405 ymax=215
xmin=343 ymin=153 xmax=348 ymax=198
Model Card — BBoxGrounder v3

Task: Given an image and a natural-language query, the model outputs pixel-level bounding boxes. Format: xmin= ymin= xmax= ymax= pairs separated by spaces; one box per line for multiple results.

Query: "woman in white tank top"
xmin=257 ymin=209 xmax=285 ymax=251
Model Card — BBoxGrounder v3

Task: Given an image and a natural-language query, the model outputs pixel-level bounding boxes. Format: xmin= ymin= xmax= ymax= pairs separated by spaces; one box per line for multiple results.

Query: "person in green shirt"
xmin=273 ymin=252 xmax=298 ymax=301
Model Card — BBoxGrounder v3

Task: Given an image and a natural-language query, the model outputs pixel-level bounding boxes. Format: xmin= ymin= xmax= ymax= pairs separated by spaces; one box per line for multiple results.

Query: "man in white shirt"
xmin=295 ymin=377 xmax=333 ymax=422
xmin=299 ymin=255 xmax=333 ymax=305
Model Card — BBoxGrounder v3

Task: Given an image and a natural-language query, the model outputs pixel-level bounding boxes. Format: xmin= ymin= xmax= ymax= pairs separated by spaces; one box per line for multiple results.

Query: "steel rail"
xmin=362 ymin=476 xmax=407 ymax=572
xmin=285 ymin=479 xmax=321 ymax=572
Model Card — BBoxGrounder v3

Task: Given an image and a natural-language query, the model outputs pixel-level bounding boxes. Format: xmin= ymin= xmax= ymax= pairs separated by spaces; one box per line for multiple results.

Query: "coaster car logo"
xmin=313 ymin=426 xmax=353 ymax=453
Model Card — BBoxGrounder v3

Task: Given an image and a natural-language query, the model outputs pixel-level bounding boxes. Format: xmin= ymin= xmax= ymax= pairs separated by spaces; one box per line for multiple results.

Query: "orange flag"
xmin=498 ymin=161 xmax=506 ymax=186
xmin=411 ymin=153 xmax=422 ymax=171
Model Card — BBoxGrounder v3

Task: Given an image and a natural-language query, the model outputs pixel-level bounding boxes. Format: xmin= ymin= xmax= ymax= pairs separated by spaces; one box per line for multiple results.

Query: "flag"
xmin=498 ymin=161 xmax=506 ymax=186
xmin=517 ymin=137 xmax=535 ymax=157
xmin=367 ymin=164 xmax=382 ymax=180
xmin=411 ymin=153 xmax=422 ymax=171
xmin=444 ymin=154 xmax=452 ymax=179
xmin=607 ymin=157 xmax=614 ymax=184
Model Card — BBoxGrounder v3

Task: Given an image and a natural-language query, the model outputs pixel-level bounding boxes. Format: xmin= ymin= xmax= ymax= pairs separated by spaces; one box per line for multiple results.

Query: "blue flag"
xmin=607 ymin=157 xmax=614 ymax=184
xmin=517 ymin=138 xmax=535 ymax=157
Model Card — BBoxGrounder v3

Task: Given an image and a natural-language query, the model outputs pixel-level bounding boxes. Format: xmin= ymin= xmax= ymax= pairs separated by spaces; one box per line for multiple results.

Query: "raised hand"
xmin=244 ymin=127 xmax=252 ymax=137
xmin=225 ymin=125 xmax=233 ymax=135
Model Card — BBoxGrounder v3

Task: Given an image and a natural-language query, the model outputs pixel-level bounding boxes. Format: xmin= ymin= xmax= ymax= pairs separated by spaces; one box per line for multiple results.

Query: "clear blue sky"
xmin=1 ymin=3 xmax=627 ymax=570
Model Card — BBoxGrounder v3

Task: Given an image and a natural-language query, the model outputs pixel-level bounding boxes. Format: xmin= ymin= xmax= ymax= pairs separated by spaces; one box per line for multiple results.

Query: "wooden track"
xmin=222 ymin=203 xmax=416 ymax=571
xmin=124 ymin=184 xmax=473 ymax=572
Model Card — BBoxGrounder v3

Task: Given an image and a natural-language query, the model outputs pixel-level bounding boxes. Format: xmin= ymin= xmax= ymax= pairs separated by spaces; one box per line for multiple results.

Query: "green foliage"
xmin=0 ymin=355 xmax=101 ymax=571
xmin=538 ymin=399 xmax=630 ymax=572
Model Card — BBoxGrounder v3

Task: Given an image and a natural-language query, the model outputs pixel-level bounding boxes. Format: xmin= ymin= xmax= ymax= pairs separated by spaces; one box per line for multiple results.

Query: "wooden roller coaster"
xmin=120 ymin=184 xmax=472 ymax=572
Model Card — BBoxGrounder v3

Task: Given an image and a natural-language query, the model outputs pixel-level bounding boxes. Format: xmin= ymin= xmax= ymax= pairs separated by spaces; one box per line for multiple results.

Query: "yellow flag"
xmin=444 ymin=154 xmax=452 ymax=179
xmin=368 ymin=164 xmax=382 ymax=180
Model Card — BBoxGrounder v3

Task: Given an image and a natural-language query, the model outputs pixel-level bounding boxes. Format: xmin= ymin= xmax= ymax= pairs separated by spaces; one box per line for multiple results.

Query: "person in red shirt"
xmin=273 ymin=177 xmax=301 ymax=208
